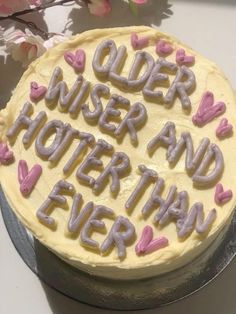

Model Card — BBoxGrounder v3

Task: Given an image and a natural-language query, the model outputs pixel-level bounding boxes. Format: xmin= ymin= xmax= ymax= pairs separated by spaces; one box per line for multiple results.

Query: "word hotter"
xmin=6 ymin=102 xmax=130 ymax=195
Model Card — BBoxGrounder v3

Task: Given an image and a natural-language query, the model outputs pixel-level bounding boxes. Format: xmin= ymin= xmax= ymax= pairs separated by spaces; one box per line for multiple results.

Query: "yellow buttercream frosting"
xmin=0 ymin=26 xmax=236 ymax=280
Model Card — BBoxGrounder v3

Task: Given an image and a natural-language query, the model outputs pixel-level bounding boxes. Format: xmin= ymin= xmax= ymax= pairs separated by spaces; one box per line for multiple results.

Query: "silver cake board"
xmin=1 ymin=186 xmax=236 ymax=311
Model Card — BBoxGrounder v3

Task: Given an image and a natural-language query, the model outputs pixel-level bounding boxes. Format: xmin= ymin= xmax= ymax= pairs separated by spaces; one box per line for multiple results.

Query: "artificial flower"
xmin=87 ymin=0 xmax=111 ymax=17
xmin=43 ymin=33 xmax=66 ymax=49
xmin=130 ymin=0 xmax=148 ymax=3
xmin=0 ymin=0 xmax=30 ymax=17
xmin=0 ymin=0 xmax=53 ymax=17
xmin=28 ymin=0 xmax=41 ymax=5
xmin=3 ymin=27 xmax=46 ymax=67
xmin=28 ymin=0 xmax=55 ymax=6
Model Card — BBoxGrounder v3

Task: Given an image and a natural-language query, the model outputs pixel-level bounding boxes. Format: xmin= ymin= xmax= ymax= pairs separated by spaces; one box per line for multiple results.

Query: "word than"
xmin=6 ymin=102 xmax=130 ymax=195
xmin=36 ymin=180 xmax=135 ymax=259
xmin=125 ymin=165 xmax=217 ymax=238
xmin=147 ymin=121 xmax=224 ymax=186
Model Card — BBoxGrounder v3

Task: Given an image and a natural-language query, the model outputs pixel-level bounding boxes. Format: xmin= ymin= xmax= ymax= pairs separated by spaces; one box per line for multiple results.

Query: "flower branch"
xmin=9 ymin=16 xmax=52 ymax=39
xmin=0 ymin=0 xmax=149 ymax=67
xmin=0 ymin=0 xmax=75 ymax=21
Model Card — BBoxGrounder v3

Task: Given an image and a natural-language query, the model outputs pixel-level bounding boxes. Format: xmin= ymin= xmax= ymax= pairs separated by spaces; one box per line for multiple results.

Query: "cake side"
xmin=0 ymin=26 xmax=235 ymax=280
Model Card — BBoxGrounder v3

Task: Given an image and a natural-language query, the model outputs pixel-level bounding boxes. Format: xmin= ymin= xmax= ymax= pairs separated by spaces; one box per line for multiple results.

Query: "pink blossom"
xmin=0 ymin=0 xmax=50 ymax=16
xmin=3 ymin=27 xmax=46 ymax=67
xmin=130 ymin=0 xmax=148 ymax=4
xmin=88 ymin=0 xmax=111 ymax=17
xmin=28 ymin=0 xmax=41 ymax=5
xmin=43 ymin=34 xmax=66 ymax=49
xmin=0 ymin=0 xmax=30 ymax=16
xmin=28 ymin=0 xmax=53 ymax=6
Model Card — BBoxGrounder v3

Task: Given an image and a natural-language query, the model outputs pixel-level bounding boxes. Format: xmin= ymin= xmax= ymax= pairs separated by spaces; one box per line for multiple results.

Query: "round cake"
xmin=0 ymin=26 xmax=235 ymax=280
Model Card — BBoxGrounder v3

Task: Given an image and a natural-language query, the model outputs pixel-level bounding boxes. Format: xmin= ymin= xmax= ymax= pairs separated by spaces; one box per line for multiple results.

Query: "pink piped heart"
xmin=131 ymin=32 xmax=149 ymax=50
xmin=192 ymin=91 xmax=226 ymax=127
xmin=176 ymin=48 xmax=195 ymax=65
xmin=64 ymin=49 xmax=86 ymax=72
xmin=214 ymin=183 xmax=233 ymax=205
xmin=0 ymin=142 xmax=14 ymax=164
xmin=135 ymin=225 xmax=169 ymax=255
xmin=216 ymin=118 xmax=233 ymax=139
xmin=30 ymin=82 xmax=47 ymax=102
xmin=18 ymin=160 xmax=42 ymax=197
xmin=156 ymin=40 xmax=173 ymax=56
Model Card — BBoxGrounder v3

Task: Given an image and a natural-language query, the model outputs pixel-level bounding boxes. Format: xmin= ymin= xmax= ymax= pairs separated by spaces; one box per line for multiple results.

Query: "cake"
xmin=0 ymin=26 xmax=235 ymax=280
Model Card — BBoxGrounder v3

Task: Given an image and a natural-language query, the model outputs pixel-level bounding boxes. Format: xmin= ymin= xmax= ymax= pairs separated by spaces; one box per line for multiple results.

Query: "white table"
xmin=1 ymin=1 xmax=236 ymax=313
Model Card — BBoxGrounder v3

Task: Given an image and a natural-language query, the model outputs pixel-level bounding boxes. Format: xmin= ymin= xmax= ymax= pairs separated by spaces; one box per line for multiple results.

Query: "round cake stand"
xmin=1 ymin=187 xmax=236 ymax=311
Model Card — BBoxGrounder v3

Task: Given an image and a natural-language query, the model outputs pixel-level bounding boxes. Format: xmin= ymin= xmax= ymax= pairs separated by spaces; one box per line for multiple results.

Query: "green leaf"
xmin=128 ymin=0 xmax=138 ymax=16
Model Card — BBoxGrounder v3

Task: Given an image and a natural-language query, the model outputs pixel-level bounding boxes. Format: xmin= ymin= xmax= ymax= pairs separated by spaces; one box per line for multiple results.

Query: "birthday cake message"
xmin=3 ymin=33 xmax=233 ymax=259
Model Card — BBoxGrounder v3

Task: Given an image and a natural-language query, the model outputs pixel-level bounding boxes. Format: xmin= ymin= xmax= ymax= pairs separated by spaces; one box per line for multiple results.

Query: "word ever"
xmin=36 ymin=180 xmax=135 ymax=259
xmin=92 ymin=39 xmax=196 ymax=110
xmin=125 ymin=165 xmax=216 ymax=238
xmin=6 ymin=102 xmax=130 ymax=195
xmin=147 ymin=121 xmax=224 ymax=186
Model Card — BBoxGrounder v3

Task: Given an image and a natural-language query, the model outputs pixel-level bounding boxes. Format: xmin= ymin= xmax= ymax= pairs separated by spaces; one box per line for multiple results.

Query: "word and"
xmin=147 ymin=121 xmax=224 ymax=186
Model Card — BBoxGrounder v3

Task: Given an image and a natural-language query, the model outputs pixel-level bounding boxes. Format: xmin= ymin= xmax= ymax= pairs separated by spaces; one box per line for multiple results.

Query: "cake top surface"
xmin=0 ymin=26 xmax=235 ymax=277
